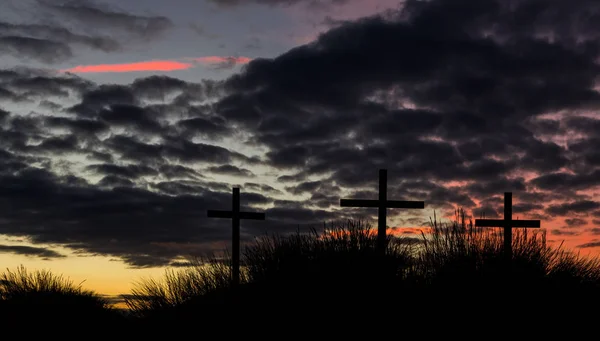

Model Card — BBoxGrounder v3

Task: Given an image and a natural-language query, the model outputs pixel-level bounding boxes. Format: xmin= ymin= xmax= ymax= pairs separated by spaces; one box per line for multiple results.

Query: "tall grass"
xmin=0 ymin=265 xmax=105 ymax=303
xmin=415 ymin=209 xmax=600 ymax=307
xmin=244 ymin=219 xmax=416 ymax=288
xmin=124 ymin=257 xmax=233 ymax=318
xmin=125 ymin=215 xmax=600 ymax=319
xmin=0 ymin=265 xmax=120 ymax=325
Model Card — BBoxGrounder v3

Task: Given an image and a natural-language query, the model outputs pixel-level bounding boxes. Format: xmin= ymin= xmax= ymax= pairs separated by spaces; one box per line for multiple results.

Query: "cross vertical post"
xmin=504 ymin=192 xmax=512 ymax=259
xmin=378 ymin=169 xmax=387 ymax=252
xmin=207 ymin=187 xmax=265 ymax=288
xmin=340 ymin=169 xmax=425 ymax=254
xmin=232 ymin=187 xmax=240 ymax=287
xmin=475 ymin=192 xmax=541 ymax=260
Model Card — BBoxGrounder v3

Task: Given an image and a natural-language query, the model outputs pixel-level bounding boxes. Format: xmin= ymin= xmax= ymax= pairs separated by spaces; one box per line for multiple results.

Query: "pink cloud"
xmin=62 ymin=56 xmax=253 ymax=74
xmin=193 ymin=56 xmax=252 ymax=65
xmin=62 ymin=60 xmax=195 ymax=73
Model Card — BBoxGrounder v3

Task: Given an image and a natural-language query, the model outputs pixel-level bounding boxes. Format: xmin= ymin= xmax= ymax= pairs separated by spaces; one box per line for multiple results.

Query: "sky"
xmin=0 ymin=0 xmax=599 ymax=302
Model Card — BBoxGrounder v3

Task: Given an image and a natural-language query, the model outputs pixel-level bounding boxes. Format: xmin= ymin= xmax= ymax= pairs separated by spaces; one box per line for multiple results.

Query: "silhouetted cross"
xmin=475 ymin=192 xmax=540 ymax=260
xmin=340 ymin=169 xmax=425 ymax=253
xmin=207 ymin=187 xmax=265 ymax=287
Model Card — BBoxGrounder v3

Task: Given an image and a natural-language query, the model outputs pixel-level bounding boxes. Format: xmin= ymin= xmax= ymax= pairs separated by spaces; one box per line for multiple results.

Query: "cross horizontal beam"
xmin=474 ymin=219 xmax=540 ymax=228
xmin=206 ymin=187 xmax=266 ymax=289
xmin=339 ymin=169 xmax=425 ymax=253
xmin=340 ymin=199 xmax=425 ymax=209
xmin=207 ymin=210 xmax=266 ymax=220
xmin=474 ymin=192 xmax=541 ymax=260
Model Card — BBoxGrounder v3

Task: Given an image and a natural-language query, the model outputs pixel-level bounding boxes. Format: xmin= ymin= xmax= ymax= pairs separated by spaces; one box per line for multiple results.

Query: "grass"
xmin=0 ymin=265 xmax=124 ymax=326
xmin=4 ymin=214 xmax=600 ymax=329
xmin=124 ymin=257 xmax=233 ymax=319
xmin=418 ymin=210 xmax=600 ymax=290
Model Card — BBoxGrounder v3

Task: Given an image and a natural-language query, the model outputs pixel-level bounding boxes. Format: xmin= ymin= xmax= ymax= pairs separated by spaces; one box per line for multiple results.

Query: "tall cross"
xmin=207 ymin=187 xmax=265 ymax=287
xmin=474 ymin=192 xmax=540 ymax=260
xmin=340 ymin=169 xmax=425 ymax=253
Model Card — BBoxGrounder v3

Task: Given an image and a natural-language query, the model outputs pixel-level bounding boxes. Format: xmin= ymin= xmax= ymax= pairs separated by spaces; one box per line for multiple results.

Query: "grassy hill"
xmin=2 ymin=215 xmax=599 ymax=332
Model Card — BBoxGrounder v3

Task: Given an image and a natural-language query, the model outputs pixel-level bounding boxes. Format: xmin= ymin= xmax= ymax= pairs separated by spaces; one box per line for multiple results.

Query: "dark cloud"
xmin=577 ymin=242 xmax=600 ymax=249
xmin=30 ymin=134 xmax=80 ymax=155
xmin=552 ymin=229 xmax=580 ymax=236
xmin=86 ymin=164 xmax=159 ymax=179
xmin=97 ymin=175 xmax=135 ymax=188
xmin=207 ymin=164 xmax=256 ymax=177
xmin=512 ymin=203 xmax=544 ymax=214
xmin=529 ymin=170 xmax=600 ymax=191
xmin=41 ymin=0 xmax=173 ymax=40
xmin=0 ymin=244 xmax=66 ymax=259
xmin=0 ymin=22 xmax=120 ymax=53
xmin=98 ymin=104 xmax=164 ymax=135
xmin=131 ymin=75 xmax=196 ymax=100
xmin=567 ymin=137 xmax=600 ymax=169
xmin=309 ymin=192 xmax=339 ymax=209
xmin=0 ymin=0 xmax=174 ymax=63
xmin=518 ymin=140 xmax=568 ymax=172
xmin=68 ymin=84 xmax=136 ymax=116
xmin=0 ymin=86 xmax=28 ymax=102
xmin=547 ymin=201 xmax=600 ymax=216
xmin=285 ymin=180 xmax=325 ymax=195
xmin=264 ymin=206 xmax=337 ymax=225
xmin=0 ymin=36 xmax=72 ymax=63
xmin=465 ymin=178 xmax=526 ymax=198
xmin=244 ymin=182 xmax=283 ymax=195
xmin=564 ymin=116 xmax=600 ymax=137
xmin=7 ymin=74 xmax=93 ymax=98
xmin=158 ymin=164 xmax=204 ymax=180
xmin=277 ymin=173 xmax=307 ymax=183
xmin=44 ymin=116 xmax=109 ymax=137
xmin=207 ymin=0 xmax=350 ymax=9
xmin=0 ymin=0 xmax=599 ymax=268
xmin=0 ymin=167 xmax=236 ymax=267
xmin=217 ymin=0 xmax=600 ymax=183
xmin=565 ymin=218 xmax=588 ymax=228
xmin=176 ymin=116 xmax=232 ymax=140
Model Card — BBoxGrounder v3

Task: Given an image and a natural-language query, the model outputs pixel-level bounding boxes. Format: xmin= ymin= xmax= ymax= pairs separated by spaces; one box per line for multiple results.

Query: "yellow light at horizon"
xmin=0 ymin=236 xmax=167 ymax=296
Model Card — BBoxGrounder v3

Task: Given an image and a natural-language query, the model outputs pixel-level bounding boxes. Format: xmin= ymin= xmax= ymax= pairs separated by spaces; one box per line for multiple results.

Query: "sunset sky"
xmin=0 ymin=0 xmax=599 ymax=302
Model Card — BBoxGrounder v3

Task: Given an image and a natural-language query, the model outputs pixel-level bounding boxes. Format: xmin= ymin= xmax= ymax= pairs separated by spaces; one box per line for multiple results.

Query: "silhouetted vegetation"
xmin=0 ymin=265 xmax=125 ymax=327
xmin=4 ymin=214 xmax=599 ymax=330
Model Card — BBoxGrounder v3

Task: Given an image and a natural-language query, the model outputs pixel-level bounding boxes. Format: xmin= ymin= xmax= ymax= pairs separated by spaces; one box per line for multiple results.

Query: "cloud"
xmin=0 ymin=22 xmax=120 ymax=53
xmin=192 ymin=56 xmax=253 ymax=70
xmin=0 ymin=36 xmax=72 ymax=64
xmin=0 ymin=1 xmax=173 ymax=62
xmin=244 ymin=182 xmax=283 ymax=195
xmin=207 ymin=0 xmax=350 ymax=9
xmin=40 ymin=0 xmax=173 ymax=40
xmin=529 ymin=170 xmax=600 ymax=191
xmin=577 ymin=242 xmax=600 ymax=249
xmin=61 ymin=57 xmax=252 ymax=73
xmin=62 ymin=60 xmax=195 ymax=73
xmin=0 ymin=0 xmax=599 ymax=267
xmin=552 ymin=229 xmax=580 ymax=236
xmin=565 ymin=218 xmax=588 ymax=228
xmin=207 ymin=165 xmax=256 ymax=177
xmin=547 ymin=201 xmax=600 ymax=216
xmin=0 ymin=244 xmax=66 ymax=259
xmin=86 ymin=163 xmax=159 ymax=179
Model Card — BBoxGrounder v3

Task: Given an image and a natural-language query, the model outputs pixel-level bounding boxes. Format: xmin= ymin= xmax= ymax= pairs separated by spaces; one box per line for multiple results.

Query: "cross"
xmin=474 ymin=192 xmax=540 ymax=260
xmin=207 ymin=187 xmax=265 ymax=287
xmin=340 ymin=169 xmax=425 ymax=253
